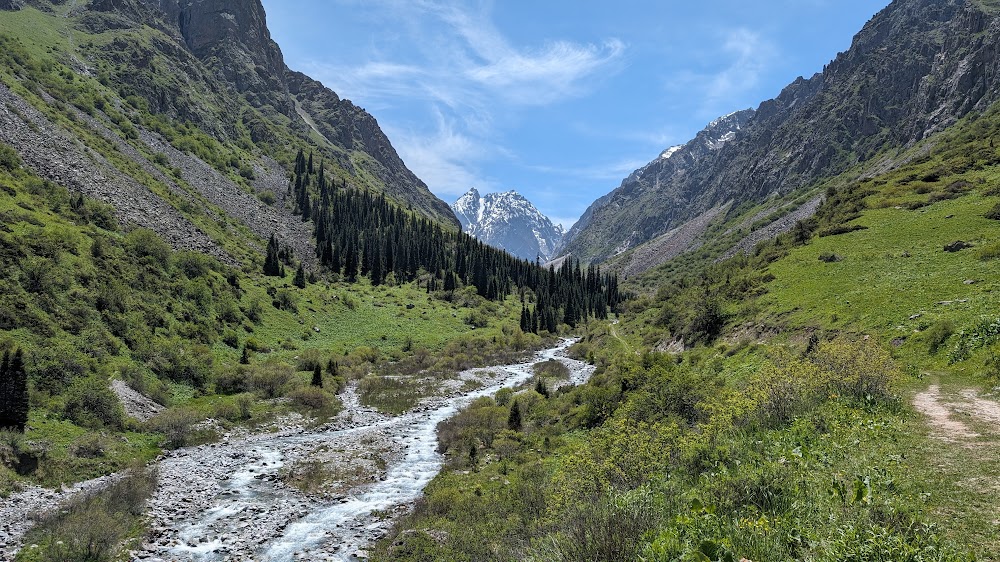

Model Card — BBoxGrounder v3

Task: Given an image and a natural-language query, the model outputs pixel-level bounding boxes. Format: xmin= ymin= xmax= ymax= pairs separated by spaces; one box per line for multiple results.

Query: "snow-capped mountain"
xmin=452 ymin=189 xmax=565 ymax=261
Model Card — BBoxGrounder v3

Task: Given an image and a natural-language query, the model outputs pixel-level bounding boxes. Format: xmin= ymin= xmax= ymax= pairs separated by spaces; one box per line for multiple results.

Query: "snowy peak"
xmin=452 ymin=189 xmax=564 ymax=261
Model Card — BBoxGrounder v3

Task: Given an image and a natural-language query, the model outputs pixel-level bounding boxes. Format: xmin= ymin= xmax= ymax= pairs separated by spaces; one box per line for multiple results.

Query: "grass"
xmin=763 ymin=194 xmax=1000 ymax=364
xmin=17 ymin=465 xmax=157 ymax=562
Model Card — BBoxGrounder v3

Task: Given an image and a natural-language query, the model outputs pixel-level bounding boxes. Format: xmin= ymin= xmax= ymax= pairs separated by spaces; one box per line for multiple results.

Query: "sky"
xmin=261 ymin=0 xmax=890 ymax=230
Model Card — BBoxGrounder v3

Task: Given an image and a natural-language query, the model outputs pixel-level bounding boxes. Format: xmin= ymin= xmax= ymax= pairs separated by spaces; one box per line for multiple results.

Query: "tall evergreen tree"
xmin=293 ymin=263 xmax=307 ymax=288
xmin=264 ymin=233 xmax=282 ymax=276
xmin=507 ymin=399 xmax=522 ymax=431
xmin=311 ymin=365 xmax=323 ymax=388
xmin=0 ymin=348 xmax=29 ymax=432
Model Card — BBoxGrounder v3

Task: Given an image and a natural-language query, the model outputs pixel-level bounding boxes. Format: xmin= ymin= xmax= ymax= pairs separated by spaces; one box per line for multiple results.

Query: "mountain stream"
xmin=132 ymin=338 xmax=592 ymax=561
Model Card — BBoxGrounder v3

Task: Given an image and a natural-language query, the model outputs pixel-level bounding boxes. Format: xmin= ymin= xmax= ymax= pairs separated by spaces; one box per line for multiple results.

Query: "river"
xmin=130 ymin=337 xmax=592 ymax=561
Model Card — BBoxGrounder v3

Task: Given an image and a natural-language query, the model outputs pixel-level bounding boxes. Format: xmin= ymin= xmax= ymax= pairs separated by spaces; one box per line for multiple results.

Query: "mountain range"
xmin=561 ymin=0 xmax=1000 ymax=269
xmin=452 ymin=188 xmax=564 ymax=262
xmin=0 ymin=0 xmax=457 ymax=271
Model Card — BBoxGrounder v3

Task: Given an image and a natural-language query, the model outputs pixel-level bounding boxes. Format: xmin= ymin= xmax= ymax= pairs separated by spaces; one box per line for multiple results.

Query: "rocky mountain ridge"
xmin=0 ymin=0 xmax=457 ymax=267
xmin=453 ymin=188 xmax=564 ymax=261
xmin=561 ymin=0 xmax=1000 ymax=265
xmin=560 ymin=109 xmax=754 ymax=262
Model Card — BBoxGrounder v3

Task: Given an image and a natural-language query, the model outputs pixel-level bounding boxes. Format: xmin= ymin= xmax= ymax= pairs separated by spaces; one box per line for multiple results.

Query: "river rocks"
xmin=4 ymin=341 xmax=592 ymax=561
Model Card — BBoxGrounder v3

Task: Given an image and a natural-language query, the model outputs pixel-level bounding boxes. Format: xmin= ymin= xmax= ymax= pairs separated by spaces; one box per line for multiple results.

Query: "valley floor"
xmin=1 ymin=340 xmax=592 ymax=561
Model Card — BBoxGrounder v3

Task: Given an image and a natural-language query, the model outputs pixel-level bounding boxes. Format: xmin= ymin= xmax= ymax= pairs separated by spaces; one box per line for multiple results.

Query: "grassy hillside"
xmin=0 ymin=146 xmax=538 ymax=495
xmin=370 ymin=96 xmax=1000 ymax=561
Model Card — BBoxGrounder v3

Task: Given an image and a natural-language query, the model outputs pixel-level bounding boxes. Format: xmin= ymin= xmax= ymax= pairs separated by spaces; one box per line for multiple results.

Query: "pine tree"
xmin=0 ymin=348 xmax=29 ymax=432
xmin=311 ymin=365 xmax=323 ymax=388
xmin=293 ymin=263 xmax=307 ymax=288
xmin=507 ymin=399 xmax=522 ymax=431
xmin=264 ymin=233 xmax=282 ymax=276
xmin=240 ymin=346 xmax=251 ymax=365
xmin=535 ymin=378 xmax=549 ymax=399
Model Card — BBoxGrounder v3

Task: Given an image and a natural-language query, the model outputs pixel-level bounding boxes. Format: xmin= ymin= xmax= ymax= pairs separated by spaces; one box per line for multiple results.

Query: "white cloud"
xmin=705 ymin=28 xmax=774 ymax=107
xmin=525 ymin=157 xmax=650 ymax=183
xmin=385 ymin=113 xmax=495 ymax=198
xmin=665 ymin=27 xmax=777 ymax=120
xmin=300 ymin=0 xmax=626 ymax=197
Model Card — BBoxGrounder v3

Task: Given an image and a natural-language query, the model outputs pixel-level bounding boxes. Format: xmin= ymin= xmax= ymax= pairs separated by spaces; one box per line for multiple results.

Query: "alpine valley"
xmin=1 ymin=0 xmax=1000 ymax=561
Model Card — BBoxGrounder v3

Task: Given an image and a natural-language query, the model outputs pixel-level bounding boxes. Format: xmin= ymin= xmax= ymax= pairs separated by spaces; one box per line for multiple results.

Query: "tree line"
xmin=271 ymin=150 xmax=622 ymax=328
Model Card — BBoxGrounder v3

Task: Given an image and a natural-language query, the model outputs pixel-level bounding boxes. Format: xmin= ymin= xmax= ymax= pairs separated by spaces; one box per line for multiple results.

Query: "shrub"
xmin=147 ymin=408 xmax=199 ymax=449
xmin=811 ymin=338 xmax=900 ymax=404
xmin=818 ymin=252 xmax=843 ymax=263
xmin=123 ymin=228 xmax=170 ymax=265
xmin=258 ymin=190 xmax=277 ymax=205
xmin=0 ymin=143 xmax=21 ymax=171
xmin=556 ymin=488 xmax=660 ymax=562
xmin=27 ymin=465 xmax=157 ymax=562
xmin=244 ymin=337 xmax=270 ymax=353
xmin=248 ymin=363 xmax=295 ymax=399
xmin=63 ymin=377 xmax=126 ymax=430
xmin=273 ymin=288 xmax=297 ymax=312
xmin=978 ymin=242 xmax=1000 ymax=261
xmin=295 ymin=348 xmax=326 ymax=372
xmin=985 ymin=202 xmax=1000 ymax=221
xmin=70 ymin=433 xmax=111 ymax=459
xmin=923 ymin=319 xmax=955 ymax=354
xmin=146 ymin=339 xmax=214 ymax=388
xmin=288 ymin=386 xmax=332 ymax=410
xmin=533 ymin=359 xmax=570 ymax=380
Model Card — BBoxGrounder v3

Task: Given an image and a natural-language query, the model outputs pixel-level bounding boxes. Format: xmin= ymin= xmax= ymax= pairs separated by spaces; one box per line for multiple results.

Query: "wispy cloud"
xmin=525 ymin=157 xmax=651 ymax=183
xmin=384 ymin=111 xmax=496 ymax=198
xmin=666 ymin=27 xmax=777 ymax=120
xmin=301 ymin=0 xmax=626 ymax=197
xmin=705 ymin=28 xmax=774 ymax=107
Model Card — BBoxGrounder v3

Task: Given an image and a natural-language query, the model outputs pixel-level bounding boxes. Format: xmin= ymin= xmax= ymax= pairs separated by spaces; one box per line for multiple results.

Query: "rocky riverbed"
xmin=1 ymin=339 xmax=593 ymax=562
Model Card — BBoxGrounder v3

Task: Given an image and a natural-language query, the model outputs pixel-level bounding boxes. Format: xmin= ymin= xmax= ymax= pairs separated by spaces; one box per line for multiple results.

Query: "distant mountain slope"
xmin=562 ymin=0 xmax=1000 ymax=264
xmin=0 ymin=0 xmax=457 ymax=267
xmin=453 ymin=188 xmax=564 ymax=261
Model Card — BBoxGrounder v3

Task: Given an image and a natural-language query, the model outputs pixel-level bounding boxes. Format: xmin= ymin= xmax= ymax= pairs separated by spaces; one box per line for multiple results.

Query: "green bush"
xmin=248 ymin=363 xmax=295 ymax=399
xmin=923 ymin=319 xmax=955 ymax=354
xmin=26 ymin=465 xmax=157 ymax=562
xmin=0 ymin=142 xmax=22 ymax=171
xmin=63 ymin=376 xmax=126 ymax=430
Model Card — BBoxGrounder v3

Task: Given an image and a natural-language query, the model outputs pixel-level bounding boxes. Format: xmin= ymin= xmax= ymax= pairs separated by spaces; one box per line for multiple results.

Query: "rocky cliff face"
xmin=562 ymin=0 xmax=1000 ymax=264
xmin=560 ymin=109 xmax=754 ymax=262
xmin=453 ymin=189 xmax=564 ymax=261
xmin=151 ymin=0 xmax=295 ymax=117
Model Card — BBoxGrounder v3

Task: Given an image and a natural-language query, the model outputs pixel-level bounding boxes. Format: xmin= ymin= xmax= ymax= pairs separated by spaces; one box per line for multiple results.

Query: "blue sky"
xmin=261 ymin=0 xmax=890 ymax=229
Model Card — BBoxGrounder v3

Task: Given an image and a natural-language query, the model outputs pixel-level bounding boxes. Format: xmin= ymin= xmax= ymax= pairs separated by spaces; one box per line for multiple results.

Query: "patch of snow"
xmin=659 ymin=145 xmax=683 ymax=160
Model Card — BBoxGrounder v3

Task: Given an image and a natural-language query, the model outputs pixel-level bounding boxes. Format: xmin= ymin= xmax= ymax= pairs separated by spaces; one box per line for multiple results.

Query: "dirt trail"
xmin=912 ymin=384 xmax=982 ymax=442
xmin=911 ymin=381 xmax=1000 ymax=557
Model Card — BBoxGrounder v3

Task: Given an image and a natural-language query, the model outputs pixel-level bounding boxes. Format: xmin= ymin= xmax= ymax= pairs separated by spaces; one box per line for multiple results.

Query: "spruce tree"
xmin=293 ymin=263 xmax=307 ymax=289
xmin=535 ymin=378 xmax=549 ymax=399
xmin=507 ymin=399 xmax=522 ymax=431
xmin=264 ymin=233 xmax=282 ymax=276
xmin=311 ymin=365 xmax=323 ymax=388
xmin=0 ymin=348 xmax=29 ymax=432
